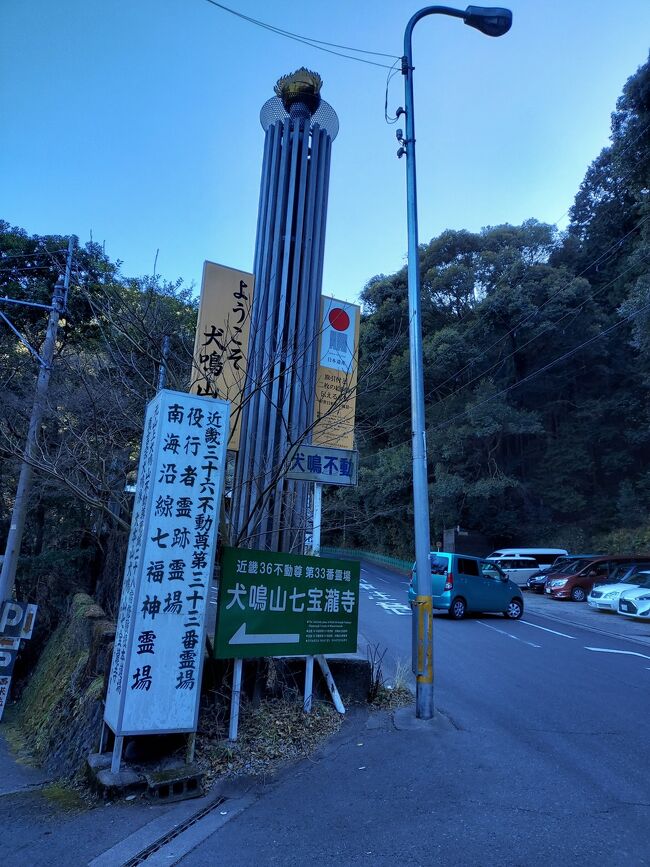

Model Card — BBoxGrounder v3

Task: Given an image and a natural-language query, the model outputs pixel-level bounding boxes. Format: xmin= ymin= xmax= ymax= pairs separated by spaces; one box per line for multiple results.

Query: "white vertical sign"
xmin=318 ymin=299 xmax=357 ymax=373
xmin=105 ymin=389 xmax=230 ymax=735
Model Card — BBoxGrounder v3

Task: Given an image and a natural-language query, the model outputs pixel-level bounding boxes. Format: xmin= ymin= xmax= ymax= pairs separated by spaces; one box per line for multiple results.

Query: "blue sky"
xmin=1 ymin=0 xmax=649 ymax=305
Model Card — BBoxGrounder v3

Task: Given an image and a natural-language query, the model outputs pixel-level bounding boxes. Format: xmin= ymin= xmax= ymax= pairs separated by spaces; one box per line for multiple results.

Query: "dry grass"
xmin=370 ymin=658 xmax=414 ymax=711
xmin=195 ymin=697 xmax=343 ymax=787
xmin=366 ymin=645 xmax=414 ymax=711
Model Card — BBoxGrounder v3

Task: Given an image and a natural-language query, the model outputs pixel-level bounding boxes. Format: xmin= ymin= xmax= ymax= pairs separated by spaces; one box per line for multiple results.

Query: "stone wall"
xmin=5 ymin=593 xmax=115 ymax=780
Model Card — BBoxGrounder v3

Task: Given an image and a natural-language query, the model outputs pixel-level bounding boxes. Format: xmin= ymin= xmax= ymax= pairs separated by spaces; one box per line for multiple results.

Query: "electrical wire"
xmin=0 ymin=264 xmax=59 ymax=276
xmin=384 ymin=59 xmax=402 ymax=124
xmin=0 ymin=249 xmax=66 ymax=261
xmin=550 ymin=123 xmax=649 ymax=228
xmin=429 ymin=294 xmax=650 ymax=433
xmin=428 ymin=215 xmax=649 ymax=399
xmin=368 ymin=291 xmax=650 ymax=457
xmin=202 ymin=0 xmax=399 ymax=69
xmin=356 ymin=218 xmax=649 ymax=444
xmin=426 ymin=254 xmax=647 ymax=413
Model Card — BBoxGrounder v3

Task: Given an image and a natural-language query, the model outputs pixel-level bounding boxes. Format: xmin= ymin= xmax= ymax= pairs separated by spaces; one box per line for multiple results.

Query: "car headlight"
xmin=603 ymin=592 xmax=617 ymax=599
xmin=637 ymin=594 xmax=650 ymax=602
xmin=550 ymin=579 xmax=567 ymax=588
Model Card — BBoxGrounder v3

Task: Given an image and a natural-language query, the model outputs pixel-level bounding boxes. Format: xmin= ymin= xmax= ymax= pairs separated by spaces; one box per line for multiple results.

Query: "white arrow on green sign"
xmin=229 ymin=623 xmax=300 ymax=645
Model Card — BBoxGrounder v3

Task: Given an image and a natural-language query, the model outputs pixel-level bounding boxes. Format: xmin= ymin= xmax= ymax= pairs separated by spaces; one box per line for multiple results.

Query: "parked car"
xmin=486 ymin=555 xmax=539 ymax=587
xmin=409 ymin=552 xmax=524 ymax=619
xmin=545 ymin=555 xmax=650 ymax=602
xmin=487 ymin=548 xmax=568 ymax=569
xmin=587 ymin=565 xmax=650 ymax=611
xmin=617 ymin=585 xmax=650 ymax=620
xmin=527 ymin=555 xmax=602 ymax=593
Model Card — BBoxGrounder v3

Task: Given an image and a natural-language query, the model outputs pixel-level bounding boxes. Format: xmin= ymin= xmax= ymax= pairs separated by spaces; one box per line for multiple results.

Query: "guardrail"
xmin=320 ymin=546 xmax=413 ymax=575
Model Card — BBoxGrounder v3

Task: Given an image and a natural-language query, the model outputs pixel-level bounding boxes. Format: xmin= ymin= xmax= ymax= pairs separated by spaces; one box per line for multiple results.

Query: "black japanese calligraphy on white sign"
xmin=105 ymin=390 xmax=230 ymax=736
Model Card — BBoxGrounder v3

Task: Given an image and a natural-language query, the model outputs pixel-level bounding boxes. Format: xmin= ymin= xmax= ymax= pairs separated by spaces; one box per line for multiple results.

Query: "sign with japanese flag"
xmin=312 ymin=297 xmax=360 ymax=450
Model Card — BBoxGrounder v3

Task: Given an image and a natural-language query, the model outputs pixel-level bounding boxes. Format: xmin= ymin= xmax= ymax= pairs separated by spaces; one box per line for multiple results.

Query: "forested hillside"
xmin=324 ymin=54 xmax=650 ymax=557
xmin=0 ymin=235 xmax=197 ymax=634
xmin=0 ymin=56 xmax=648 ymax=637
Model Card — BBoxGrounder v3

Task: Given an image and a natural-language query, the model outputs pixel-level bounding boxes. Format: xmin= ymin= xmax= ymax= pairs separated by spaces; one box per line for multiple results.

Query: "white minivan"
xmin=485 ymin=555 xmax=540 ymax=587
xmin=487 ymin=548 xmax=568 ymax=570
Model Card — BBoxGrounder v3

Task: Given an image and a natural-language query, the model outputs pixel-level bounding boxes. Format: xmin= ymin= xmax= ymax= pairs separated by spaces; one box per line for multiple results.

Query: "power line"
xmin=0 ymin=249 xmax=66 ymax=261
xmin=384 ymin=59 xmax=402 ymax=124
xmin=366 ymin=215 xmax=648 ymax=437
xmin=202 ymin=0 xmax=398 ymax=69
xmin=425 ymin=255 xmax=646 ymax=414
xmin=0 ymin=264 xmax=59 ymax=276
xmin=430 ymin=294 xmax=650 ymax=433
xmin=428 ymin=214 xmax=648 ymax=399
xmin=368 ymin=291 xmax=650 ymax=457
xmin=551 ymin=124 xmax=649 ymax=227
xmin=357 ymin=219 xmax=649 ymax=445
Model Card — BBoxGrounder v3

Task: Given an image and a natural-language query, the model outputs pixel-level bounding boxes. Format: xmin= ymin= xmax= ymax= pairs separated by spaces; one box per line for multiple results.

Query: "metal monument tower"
xmin=232 ymin=69 xmax=339 ymax=552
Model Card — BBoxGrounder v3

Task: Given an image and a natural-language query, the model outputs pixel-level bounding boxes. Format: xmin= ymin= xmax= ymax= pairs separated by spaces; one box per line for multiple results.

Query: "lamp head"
xmin=464 ymin=6 xmax=512 ymax=37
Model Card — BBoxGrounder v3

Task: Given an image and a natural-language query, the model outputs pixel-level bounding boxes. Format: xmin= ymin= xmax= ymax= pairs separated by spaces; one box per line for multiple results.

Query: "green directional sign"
xmin=214 ymin=547 xmax=360 ymax=659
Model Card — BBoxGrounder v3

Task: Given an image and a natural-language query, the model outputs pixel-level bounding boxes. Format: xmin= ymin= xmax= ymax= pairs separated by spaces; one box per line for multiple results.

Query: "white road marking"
xmin=585 ymin=647 xmax=650 ymax=661
xmin=520 ymin=620 xmax=577 ymax=639
xmin=477 ymin=620 xmax=541 ymax=648
xmin=361 ymin=567 xmax=391 ymax=584
xmin=360 ymin=577 xmax=411 ymax=616
xmin=376 ymin=601 xmax=411 ymax=616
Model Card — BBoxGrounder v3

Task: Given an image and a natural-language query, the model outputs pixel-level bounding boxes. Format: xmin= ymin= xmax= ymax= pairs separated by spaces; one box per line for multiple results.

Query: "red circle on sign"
xmin=328 ymin=307 xmax=350 ymax=331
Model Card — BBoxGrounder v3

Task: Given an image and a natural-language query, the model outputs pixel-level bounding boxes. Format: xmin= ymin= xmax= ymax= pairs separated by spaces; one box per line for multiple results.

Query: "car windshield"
xmin=563 ymin=559 xmax=590 ymax=575
xmin=481 ymin=562 xmax=505 ymax=579
xmin=611 ymin=564 xmax=633 ymax=582
xmin=631 ymin=572 xmax=650 ymax=587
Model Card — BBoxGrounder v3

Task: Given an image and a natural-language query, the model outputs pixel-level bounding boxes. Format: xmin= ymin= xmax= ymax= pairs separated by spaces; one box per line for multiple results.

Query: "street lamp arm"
xmin=404 ymin=6 xmax=465 ymax=63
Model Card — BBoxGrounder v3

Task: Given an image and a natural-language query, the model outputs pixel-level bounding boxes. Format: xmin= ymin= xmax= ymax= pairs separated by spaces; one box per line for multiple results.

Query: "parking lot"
xmin=521 ymin=588 xmax=650 ymax=648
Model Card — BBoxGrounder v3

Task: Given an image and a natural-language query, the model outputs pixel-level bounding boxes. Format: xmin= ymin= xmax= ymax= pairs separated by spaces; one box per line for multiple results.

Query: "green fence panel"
xmin=320 ymin=546 xmax=413 ymax=575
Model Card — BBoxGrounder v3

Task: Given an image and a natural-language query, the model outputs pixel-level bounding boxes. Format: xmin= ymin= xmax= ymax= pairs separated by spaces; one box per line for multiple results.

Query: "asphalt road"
xmin=175 ymin=562 xmax=650 ymax=865
xmin=357 ymin=558 xmax=650 ymax=734
xmin=5 ymin=560 xmax=650 ymax=866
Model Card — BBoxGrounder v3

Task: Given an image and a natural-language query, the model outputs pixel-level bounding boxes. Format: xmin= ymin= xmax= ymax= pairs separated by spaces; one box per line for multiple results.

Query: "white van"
xmin=486 ymin=555 xmax=540 ymax=587
xmin=488 ymin=548 xmax=568 ymax=571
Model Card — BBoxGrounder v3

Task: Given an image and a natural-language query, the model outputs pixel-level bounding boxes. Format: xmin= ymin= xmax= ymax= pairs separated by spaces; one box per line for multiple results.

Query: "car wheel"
xmin=570 ymin=586 xmax=586 ymax=602
xmin=505 ymin=598 xmax=523 ymax=619
xmin=449 ymin=597 xmax=466 ymax=620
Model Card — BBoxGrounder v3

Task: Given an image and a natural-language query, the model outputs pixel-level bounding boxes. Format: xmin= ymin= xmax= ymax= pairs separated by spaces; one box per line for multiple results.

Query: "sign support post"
xmin=111 ymin=736 xmax=124 ymax=775
xmin=312 ymin=483 xmax=322 ymax=556
xmin=303 ymin=656 xmax=314 ymax=713
xmin=229 ymin=658 xmax=243 ymax=741
xmin=303 ymin=482 xmax=323 ymax=713
xmin=316 ymin=655 xmax=345 ymax=714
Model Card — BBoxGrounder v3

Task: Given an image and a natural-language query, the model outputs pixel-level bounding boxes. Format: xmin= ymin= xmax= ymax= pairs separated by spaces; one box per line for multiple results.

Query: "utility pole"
xmin=399 ymin=6 xmax=512 ymax=719
xmin=157 ymin=335 xmax=170 ymax=392
xmin=0 ymin=238 xmax=73 ymax=604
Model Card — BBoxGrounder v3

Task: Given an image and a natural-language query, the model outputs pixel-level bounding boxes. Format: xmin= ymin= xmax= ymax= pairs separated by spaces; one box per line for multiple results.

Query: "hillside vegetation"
xmin=0 ymin=56 xmax=648 ymax=639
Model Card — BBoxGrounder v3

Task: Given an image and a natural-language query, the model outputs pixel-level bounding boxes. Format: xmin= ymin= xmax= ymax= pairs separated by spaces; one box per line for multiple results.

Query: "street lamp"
xmin=401 ymin=5 xmax=512 ymax=720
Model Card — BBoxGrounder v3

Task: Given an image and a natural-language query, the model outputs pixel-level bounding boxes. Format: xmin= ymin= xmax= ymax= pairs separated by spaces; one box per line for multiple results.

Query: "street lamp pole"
xmin=401 ymin=6 xmax=512 ymax=719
